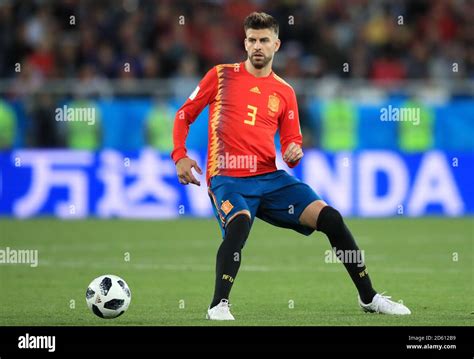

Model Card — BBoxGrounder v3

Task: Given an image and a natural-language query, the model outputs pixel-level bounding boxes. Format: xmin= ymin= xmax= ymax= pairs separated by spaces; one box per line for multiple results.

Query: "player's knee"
xmin=226 ymin=214 xmax=251 ymax=237
xmin=225 ymin=214 xmax=251 ymax=246
xmin=316 ymin=206 xmax=344 ymax=235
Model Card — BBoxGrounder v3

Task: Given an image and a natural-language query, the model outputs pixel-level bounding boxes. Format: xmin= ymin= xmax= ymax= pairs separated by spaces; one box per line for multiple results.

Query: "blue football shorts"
xmin=208 ymin=170 xmax=322 ymax=240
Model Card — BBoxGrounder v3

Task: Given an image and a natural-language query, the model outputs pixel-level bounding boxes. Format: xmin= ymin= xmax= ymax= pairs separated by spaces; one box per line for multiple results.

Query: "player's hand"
xmin=283 ymin=142 xmax=304 ymax=163
xmin=176 ymin=157 xmax=202 ymax=186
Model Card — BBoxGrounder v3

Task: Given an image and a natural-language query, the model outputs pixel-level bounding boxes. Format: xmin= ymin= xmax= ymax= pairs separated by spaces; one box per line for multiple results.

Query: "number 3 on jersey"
xmin=244 ymin=105 xmax=258 ymax=126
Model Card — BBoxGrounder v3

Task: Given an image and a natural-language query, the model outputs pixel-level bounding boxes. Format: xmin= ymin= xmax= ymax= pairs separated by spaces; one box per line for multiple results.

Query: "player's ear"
xmin=274 ymin=38 xmax=281 ymax=52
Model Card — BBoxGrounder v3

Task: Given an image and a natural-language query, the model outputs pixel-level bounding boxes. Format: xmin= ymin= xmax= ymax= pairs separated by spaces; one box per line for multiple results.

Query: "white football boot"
xmin=359 ymin=293 xmax=411 ymax=315
xmin=206 ymin=299 xmax=235 ymax=320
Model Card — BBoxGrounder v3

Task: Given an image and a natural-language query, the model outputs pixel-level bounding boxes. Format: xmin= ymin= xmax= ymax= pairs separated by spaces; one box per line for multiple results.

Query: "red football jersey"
xmin=171 ymin=62 xmax=302 ymax=184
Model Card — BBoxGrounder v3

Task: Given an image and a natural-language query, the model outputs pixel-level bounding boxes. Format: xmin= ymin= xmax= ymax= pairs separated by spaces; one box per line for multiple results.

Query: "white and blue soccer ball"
xmin=86 ymin=274 xmax=131 ymax=319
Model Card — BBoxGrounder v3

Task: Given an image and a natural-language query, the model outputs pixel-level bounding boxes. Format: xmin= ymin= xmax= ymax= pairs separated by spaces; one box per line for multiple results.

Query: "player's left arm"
xmin=279 ymin=88 xmax=303 ymax=168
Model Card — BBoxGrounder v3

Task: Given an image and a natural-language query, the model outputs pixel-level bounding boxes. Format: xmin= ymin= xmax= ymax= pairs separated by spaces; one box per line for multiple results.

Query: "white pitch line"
xmin=34 ymin=260 xmax=463 ymax=274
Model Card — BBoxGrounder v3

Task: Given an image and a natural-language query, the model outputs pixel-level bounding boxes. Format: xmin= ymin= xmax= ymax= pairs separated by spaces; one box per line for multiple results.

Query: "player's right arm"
xmin=171 ymin=67 xmax=218 ymax=186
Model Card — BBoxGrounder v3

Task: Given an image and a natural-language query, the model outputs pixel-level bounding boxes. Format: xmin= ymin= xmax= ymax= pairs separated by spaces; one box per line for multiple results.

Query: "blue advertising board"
xmin=0 ymin=149 xmax=472 ymax=218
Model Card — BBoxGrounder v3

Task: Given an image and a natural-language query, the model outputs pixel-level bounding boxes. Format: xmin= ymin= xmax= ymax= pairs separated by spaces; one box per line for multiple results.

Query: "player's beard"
xmin=249 ymin=52 xmax=272 ymax=69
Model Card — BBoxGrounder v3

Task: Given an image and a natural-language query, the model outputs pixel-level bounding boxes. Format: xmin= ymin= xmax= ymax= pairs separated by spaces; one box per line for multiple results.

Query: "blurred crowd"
xmin=0 ymin=0 xmax=473 ymax=152
xmin=0 ymin=0 xmax=472 ymax=85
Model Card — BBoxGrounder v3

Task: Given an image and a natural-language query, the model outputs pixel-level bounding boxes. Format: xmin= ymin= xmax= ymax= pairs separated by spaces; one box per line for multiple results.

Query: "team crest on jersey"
xmin=220 ymin=200 xmax=234 ymax=215
xmin=268 ymin=94 xmax=280 ymax=112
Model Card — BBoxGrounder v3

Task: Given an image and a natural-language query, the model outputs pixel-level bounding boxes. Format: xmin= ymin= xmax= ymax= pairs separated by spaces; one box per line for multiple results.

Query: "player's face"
xmin=244 ymin=28 xmax=280 ymax=69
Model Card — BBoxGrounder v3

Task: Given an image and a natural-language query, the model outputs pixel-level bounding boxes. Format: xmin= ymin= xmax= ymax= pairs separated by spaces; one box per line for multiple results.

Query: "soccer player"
xmin=172 ymin=12 xmax=411 ymax=320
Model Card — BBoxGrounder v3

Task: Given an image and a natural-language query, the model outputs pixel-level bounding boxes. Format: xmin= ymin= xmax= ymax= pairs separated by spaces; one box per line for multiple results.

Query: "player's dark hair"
xmin=244 ymin=12 xmax=279 ymax=37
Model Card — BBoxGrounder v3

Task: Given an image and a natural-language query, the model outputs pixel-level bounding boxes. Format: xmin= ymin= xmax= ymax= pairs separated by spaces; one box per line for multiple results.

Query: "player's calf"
xmin=316 ymin=206 xmax=377 ymax=305
xmin=209 ymin=214 xmax=251 ymax=310
xmin=315 ymin=206 xmax=411 ymax=314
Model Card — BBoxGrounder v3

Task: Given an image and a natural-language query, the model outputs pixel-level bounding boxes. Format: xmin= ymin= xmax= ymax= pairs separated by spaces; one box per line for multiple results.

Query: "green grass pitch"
xmin=0 ymin=218 xmax=472 ymax=326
